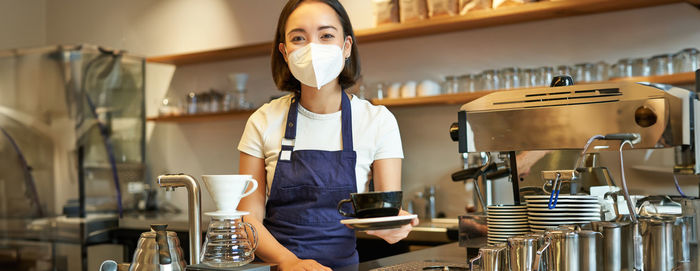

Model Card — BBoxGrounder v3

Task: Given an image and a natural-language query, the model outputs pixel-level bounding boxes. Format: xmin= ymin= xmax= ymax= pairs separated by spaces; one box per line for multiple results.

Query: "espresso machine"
xmin=451 ymin=72 xmax=700 ymax=270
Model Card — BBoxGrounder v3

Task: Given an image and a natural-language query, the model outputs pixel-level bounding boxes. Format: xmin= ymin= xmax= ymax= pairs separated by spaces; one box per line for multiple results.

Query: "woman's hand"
xmin=278 ymin=257 xmax=332 ymax=271
xmin=364 ymin=209 xmax=419 ymax=244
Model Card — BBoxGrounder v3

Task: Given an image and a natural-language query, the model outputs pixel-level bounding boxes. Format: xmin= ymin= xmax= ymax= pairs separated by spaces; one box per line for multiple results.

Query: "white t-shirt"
xmin=237 ymin=94 xmax=404 ymax=195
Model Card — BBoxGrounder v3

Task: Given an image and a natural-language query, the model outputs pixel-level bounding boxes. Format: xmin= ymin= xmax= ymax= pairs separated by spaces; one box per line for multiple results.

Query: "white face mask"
xmin=286 ymin=41 xmax=346 ymax=89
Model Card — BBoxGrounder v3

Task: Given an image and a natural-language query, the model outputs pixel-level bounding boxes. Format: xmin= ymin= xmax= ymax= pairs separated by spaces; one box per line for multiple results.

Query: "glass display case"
xmin=0 ymin=45 xmax=145 ymax=271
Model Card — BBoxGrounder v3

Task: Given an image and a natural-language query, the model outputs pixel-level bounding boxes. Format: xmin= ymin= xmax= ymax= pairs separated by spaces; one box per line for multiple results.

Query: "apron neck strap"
xmin=282 ymin=92 xmax=354 ymax=151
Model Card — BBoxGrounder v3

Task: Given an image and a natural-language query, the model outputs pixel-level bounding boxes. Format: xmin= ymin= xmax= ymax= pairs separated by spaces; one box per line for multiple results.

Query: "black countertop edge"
xmin=335 ymin=242 xmax=470 ymax=271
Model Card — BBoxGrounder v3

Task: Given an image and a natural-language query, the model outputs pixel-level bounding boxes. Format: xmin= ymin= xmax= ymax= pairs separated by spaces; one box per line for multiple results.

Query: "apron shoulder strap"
xmin=340 ymin=92 xmax=353 ymax=151
xmin=281 ymin=92 xmax=354 ymax=152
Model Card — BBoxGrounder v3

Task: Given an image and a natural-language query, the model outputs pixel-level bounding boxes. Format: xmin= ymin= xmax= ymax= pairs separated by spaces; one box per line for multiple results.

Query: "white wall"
xmin=44 ymin=0 xmax=282 ymax=57
xmin=4 ymin=1 xmax=700 ymax=217
xmin=0 ymin=0 xmax=46 ymax=50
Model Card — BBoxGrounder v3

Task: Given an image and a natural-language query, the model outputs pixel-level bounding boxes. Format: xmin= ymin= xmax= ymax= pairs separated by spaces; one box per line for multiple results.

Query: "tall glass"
xmin=673 ymin=48 xmax=699 ymax=73
xmin=649 ymin=54 xmax=673 ymax=76
xmin=631 ymin=57 xmax=650 ymax=77
xmin=480 ymin=69 xmax=501 ymax=91
xmin=458 ymin=74 xmax=477 ymax=93
xmin=614 ymin=58 xmax=633 ymax=78
xmin=573 ymin=63 xmax=595 ymax=83
xmin=520 ymin=68 xmax=534 ymax=88
xmin=500 ymin=67 xmax=520 ymax=89
xmin=534 ymin=66 xmax=554 ymax=87
xmin=594 ymin=61 xmax=610 ymax=82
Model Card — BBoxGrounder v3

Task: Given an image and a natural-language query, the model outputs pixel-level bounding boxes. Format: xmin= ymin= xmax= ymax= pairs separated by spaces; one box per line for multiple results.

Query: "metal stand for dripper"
xmin=158 ymin=174 xmax=202 ymax=266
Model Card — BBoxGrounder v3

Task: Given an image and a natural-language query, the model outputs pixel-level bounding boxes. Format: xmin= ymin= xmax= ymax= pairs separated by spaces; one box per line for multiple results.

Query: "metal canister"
xmin=545 ymin=229 xmax=579 ymax=271
xmin=614 ymin=215 xmax=638 ymax=270
xmin=577 ymin=230 xmax=603 ymax=271
xmin=591 ymin=221 xmax=625 ymax=271
xmin=640 ymin=215 xmax=676 ymax=271
xmin=673 ymin=216 xmax=692 ymax=263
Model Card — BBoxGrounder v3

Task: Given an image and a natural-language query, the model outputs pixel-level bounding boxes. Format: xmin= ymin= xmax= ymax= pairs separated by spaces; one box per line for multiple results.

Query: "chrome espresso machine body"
xmin=451 ymin=73 xmax=700 ymax=271
xmin=452 ymin=78 xmax=699 ymax=171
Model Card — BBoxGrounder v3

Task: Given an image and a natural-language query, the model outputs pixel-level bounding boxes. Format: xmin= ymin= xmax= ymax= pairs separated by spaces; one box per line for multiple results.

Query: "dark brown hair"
xmin=271 ymin=0 xmax=361 ymax=92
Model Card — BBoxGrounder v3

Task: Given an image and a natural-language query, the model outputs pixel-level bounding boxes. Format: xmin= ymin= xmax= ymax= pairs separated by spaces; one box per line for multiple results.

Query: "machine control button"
xmin=449 ymin=122 xmax=460 ymax=142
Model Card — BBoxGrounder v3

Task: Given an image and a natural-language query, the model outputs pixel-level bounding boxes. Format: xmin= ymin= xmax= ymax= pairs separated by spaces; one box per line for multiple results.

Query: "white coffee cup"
xmin=202 ymin=175 xmax=258 ymax=211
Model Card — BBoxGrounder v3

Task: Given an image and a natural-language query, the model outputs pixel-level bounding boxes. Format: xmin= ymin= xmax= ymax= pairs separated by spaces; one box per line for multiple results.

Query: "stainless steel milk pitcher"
xmin=469 ymin=244 xmax=508 ymax=271
xmin=545 ymin=229 xmax=579 ymax=271
xmin=508 ymin=236 xmax=540 ymax=271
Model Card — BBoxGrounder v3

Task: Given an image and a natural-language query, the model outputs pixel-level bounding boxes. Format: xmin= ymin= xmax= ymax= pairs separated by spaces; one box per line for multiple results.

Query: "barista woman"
xmin=237 ymin=0 xmax=418 ymax=270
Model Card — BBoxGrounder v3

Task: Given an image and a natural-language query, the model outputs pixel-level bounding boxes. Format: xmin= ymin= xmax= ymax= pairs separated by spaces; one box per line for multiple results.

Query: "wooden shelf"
xmin=608 ymin=71 xmax=697 ymax=85
xmin=147 ymin=110 xmax=254 ymax=122
xmin=146 ymin=0 xmax=691 ymax=66
xmin=370 ymin=91 xmax=497 ymax=107
xmin=371 ymin=72 xmax=697 ymax=107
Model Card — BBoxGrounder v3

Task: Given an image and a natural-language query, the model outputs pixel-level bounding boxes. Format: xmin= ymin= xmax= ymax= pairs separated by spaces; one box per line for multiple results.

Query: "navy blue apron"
xmin=263 ymin=93 xmax=358 ymax=268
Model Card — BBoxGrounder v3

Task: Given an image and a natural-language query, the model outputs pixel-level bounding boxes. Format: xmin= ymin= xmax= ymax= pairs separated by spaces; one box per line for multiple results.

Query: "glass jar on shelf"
xmin=573 ymin=63 xmax=595 ymax=83
xmin=533 ymin=66 xmax=554 ymax=87
xmin=375 ymin=83 xmax=385 ymax=100
xmin=649 ymin=54 xmax=673 ymax=76
xmin=631 ymin=57 xmax=650 ymax=77
xmin=499 ymin=67 xmax=520 ymax=89
xmin=186 ymin=92 xmax=198 ymax=115
xmin=519 ymin=68 xmax=534 ymax=88
xmin=444 ymin=76 xmax=459 ymax=94
xmin=158 ymin=94 xmax=183 ymax=116
xmin=673 ymin=48 xmax=699 ymax=73
xmin=480 ymin=69 xmax=500 ymax=91
xmin=458 ymin=74 xmax=477 ymax=93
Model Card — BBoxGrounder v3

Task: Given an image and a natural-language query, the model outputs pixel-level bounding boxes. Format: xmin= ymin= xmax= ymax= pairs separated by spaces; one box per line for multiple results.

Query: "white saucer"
xmin=526 ymin=204 xmax=600 ymax=208
xmin=341 ymin=214 xmax=417 ymax=231
xmin=205 ymin=210 xmax=250 ymax=219
xmin=487 ymin=205 xmax=527 ymax=209
xmin=527 ymin=207 xmax=600 ymax=212
xmin=528 ymin=213 xmax=600 ymax=217
xmin=525 ymin=195 xmax=598 ymax=200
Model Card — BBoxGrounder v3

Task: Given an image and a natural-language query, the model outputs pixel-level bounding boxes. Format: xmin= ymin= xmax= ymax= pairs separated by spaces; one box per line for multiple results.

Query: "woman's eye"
xmin=290 ymin=36 xmax=305 ymax=42
xmin=321 ymin=33 xmax=335 ymax=40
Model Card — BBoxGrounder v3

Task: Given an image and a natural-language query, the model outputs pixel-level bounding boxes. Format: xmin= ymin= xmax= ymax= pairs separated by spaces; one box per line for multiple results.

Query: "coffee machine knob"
xmin=449 ymin=122 xmax=460 ymax=142
xmin=550 ymin=75 xmax=574 ymax=87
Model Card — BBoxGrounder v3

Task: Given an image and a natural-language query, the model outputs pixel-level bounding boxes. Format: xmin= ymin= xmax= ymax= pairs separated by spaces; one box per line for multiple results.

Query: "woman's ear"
xmin=278 ymin=43 xmax=288 ymax=63
xmin=343 ymin=36 xmax=353 ymax=60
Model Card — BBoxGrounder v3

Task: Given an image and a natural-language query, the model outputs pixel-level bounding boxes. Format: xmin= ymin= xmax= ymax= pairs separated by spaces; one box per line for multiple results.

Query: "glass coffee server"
xmin=0 ymin=45 xmax=146 ymax=271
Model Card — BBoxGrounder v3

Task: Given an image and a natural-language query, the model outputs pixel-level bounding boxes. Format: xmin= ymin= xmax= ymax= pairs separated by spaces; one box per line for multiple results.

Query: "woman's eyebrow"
xmin=318 ymin=25 xmax=337 ymax=31
xmin=287 ymin=28 xmax=306 ymax=36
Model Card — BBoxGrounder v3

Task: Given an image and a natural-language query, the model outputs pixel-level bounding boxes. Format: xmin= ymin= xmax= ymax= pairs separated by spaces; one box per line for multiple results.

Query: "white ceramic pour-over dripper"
xmin=202 ymin=175 xmax=258 ymax=214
